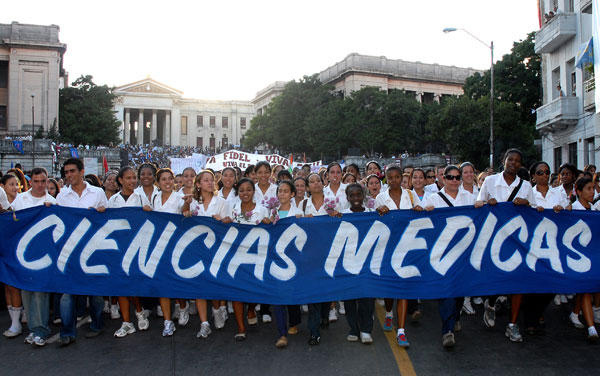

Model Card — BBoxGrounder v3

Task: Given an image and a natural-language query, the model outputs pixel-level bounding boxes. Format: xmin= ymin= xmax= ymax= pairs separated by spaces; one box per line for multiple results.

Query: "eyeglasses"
xmin=444 ymin=175 xmax=461 ymax=181
xmin=426 ymin=175 xmax=435 ymax=179
xmin=535 ymin=170 xmax=551 ymax=176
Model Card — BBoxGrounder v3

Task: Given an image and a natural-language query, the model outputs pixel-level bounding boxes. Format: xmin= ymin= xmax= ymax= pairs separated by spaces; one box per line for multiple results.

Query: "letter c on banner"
xmin=172 ymin=225 xmax=215 ymax=278
xmin=490 ymin=216 xmax=527 ymax=272
xmin=430 ymin=216 xmax=476 ymax=276
xmin=16 ymin=214 xmax=65 ymax=270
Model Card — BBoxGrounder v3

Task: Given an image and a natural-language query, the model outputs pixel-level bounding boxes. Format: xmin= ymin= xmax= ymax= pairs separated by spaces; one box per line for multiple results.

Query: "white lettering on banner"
xmin=430 ymin=216 xmax=476 ymax=276
xmin=526 ymin=218 xmax=564 ymax=273
xmin=57 ymin=219 xmax=91 ymax=273
xmin=80 ymin=220 xmax=131 ymax=275
xmin=172 ymin=225 xmax=214 ymax=279
xmin=325 ymin=220 xmax=390 ymax=277
xmin=209 ymin=227 xmax=239 ymax=277
xmin=16 ymin=214 xmax=64 ymax=270
xmin=205 ymin=151 xmax=323 ymax=172
xmin=122 ymin=221 xmax=177 ymax=278
xmin=227 ymin=227 xmax=270 ymax=281
xmin=270 ymin=224 xmax=307 ymax=281
xmin=470 ymin=213 xmax=498 ymax=271
xmin=391 ymin=218 xmax=434 ymax=278
xmin=490 ymin=216 xmax=527 ymax=272
xmin=563 ymin=220 xmax=592 ymax=273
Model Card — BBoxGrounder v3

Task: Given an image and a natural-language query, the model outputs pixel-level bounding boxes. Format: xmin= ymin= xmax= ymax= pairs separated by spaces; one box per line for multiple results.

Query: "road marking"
xmin=375 ymin=303 xmax=417 ymax=376
xmin=47 ymin=315 xmax=91 ymax=344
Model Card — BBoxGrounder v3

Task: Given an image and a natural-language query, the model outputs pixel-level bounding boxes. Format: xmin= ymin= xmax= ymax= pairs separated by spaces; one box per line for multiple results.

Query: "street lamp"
xmin=31 ymin=94 xmax=35 ymax=167
xmin=443 ymin=28 xmax=494 ymax=169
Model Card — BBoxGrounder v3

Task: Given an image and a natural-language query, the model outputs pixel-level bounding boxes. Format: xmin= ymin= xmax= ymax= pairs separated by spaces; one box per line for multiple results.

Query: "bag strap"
xmin=437 ymin=191 xmax=454 ymax=207
xmin=507 ymin=179 xmax=524 ymax=202
xmin=302 ymin=199 xmax=308 ymax=214
xmin=407 ymin=190 xmax=415 ymax=207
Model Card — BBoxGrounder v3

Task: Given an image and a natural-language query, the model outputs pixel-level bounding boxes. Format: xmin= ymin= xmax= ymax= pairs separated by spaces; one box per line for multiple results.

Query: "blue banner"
xmin=13 ymin=140 xmax=24 ymax=155
xmin=0 ymin=204 xmax=599 ymax=304
xmin=70 ymin=148 xmax=79 ymax=158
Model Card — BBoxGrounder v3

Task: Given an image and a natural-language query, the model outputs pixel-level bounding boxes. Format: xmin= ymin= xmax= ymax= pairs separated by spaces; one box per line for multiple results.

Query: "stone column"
xmin=124 ymin=109 xmax=130 ymax=144
xmin=434 ymin=94 xmax=441 ymax=103
xmin=415 ymin=92 xmax=423 ymax=103
xmin=171 ymin=107 xmax=180 ymax=146
xmin=151 ymin=110 xmax=157 ymax=143
xmin=165 ymin=111 xmax=171 ymax=145
xmin=138 ymin=110 xmax=144 ymax=145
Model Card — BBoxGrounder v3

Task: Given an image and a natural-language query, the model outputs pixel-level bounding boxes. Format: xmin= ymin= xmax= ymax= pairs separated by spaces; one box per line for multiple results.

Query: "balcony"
xmin=535 ymin=13 xmax=577 ymax=54
xmin=581 ymin=0 xmax=592 ymax=14
xmin=584 ymin=77 xmax=595 ymax=112
xmin=536 ymin=96 xmax=579 ymax=133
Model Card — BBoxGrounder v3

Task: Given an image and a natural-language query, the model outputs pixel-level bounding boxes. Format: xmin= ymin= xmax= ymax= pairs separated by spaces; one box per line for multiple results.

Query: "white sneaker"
xmin=560 ymin=294 xmax=568 ymax=304
xmin=52 ymin=318 xmax=61 ymax=324
xmin=173 ymin=304 xmax=181 ymax=320
xmin=360 ymin=332 xmax=373 ymax=344
xmin=462 ymin=298 xmax=475 ymax=315
xmin=136 ymin=311 xmax=150 ymax=331
xmin=156 ymin=305 xmax=164 ymax=317
xmin=262 ymin=314 xmax=272 ymax=323
xmin=588 ymin=326 xmax=599 ymax=343
xmin=569 ymin=312 xmax=585 ymax=329
xmin=594 ymin=307 xmax=600 ymax=324
xmin=339 ymin=301 xmax=346 ymax=315
xmin=376 ymin=299 xmax=385 ymax=306
xmin=220 ymin=306 xmax=228 ymax=322
xmin=110 ymin=304 xmax=120 ymax=320
xmin=473 ymin=297 xmax=483 ymax=305
xmin=103 ymin=300 xmax=110 ymax=314
xmin=197 ymin=322 xmax=211 ymax=339
xmin=227 ymin=301 xmax=234 ymax=314
xmin=24 ymin=332 xmax=34 ymax=344
xmin=114 ymin=322 xmax=136 ymax=337
xmin=178 ymin=303 xmax=190 ymax=327
xmin=553 ymin=295 xmax=561 ymax=306
xmin=301 ymin=305 xmax=309 ymax=313
xmin=188 ymin=300 xmax=197 ymax=315
xmin=162 ymin=320 xmax=176 ymax=337
xmin=328 ymin=308 xmax=338 ymax=322
xmin=213 ymin=307 xmax=225 ymax=329
xmin=346 ymin=334 xmax=359 ymax=342
xmin=142 ymin=309 xmax=152 ymax=318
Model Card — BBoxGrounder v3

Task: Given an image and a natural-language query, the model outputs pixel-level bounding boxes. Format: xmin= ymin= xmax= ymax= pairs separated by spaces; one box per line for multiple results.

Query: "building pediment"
xmin=115 ymin=78 xmax=183 ymax=96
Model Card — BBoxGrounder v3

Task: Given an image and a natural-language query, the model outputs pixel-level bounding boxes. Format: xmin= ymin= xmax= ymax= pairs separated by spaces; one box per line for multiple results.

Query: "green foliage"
xmin=59 ymin=75 xmax=121 ymax=146
xmin=47 ymin=118 xmax=59 ymax=141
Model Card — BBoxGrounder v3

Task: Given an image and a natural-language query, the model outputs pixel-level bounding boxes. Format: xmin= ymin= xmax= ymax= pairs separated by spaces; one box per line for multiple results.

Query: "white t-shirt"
xmin=476 ymin=173 xmax=537 ymax=207
xmin=134 ymin=186 xmax=159 ymax=206
xmin=230 ymin=201 xmax=270 ymax=225
xmin=152 ymin=190 xmax=184 ymax=214
xmin=190 ymin=195 xmax=230 ymax=218
xmin=302 ymin=195 xmax=341 ymax=216
xmin=571 ymin=200 xmax=597 ymax=211
xmin=555 ymin=185 xmax=574 ymax=208
xmin=460 ymin=184 xmax=479 ymax=200
xmin=0 ymin=187 xmax=10 ymax=210
xmin=324 ymin=183 xmax=350 ymax=210
xmin=425 ymin=187 xmax=475 ymax=208
xmin=277 ymin=203 xmax=303 ymax=219
xmin=533 ymin=186 xmax=563 ymax=210
xmin=424 ymin=182 xmax=442 ymax=194
xmin=56 ymin=182 xmax=107 ymax=209
xmin=107 ymin=191 xmax=149 ymax=209
xmin=374 ymin=189 xmax=413 ymax=210
xmin=411 ymin=189 xmax=431 ymax=209
xmin=11 ymin=190 xmax=56 ymax=211
xmin=254 ymin=183 xmax=278 ymax=208
xmin=218 ymin=187 xmax=238 ymax=204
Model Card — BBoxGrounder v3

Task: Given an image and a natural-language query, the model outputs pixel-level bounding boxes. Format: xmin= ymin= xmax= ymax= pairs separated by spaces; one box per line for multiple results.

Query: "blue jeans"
xmin=439 ymin=298 xmax=460 ymax=335
xmin=274 ymin=305 xmax=287 ymax=337
xmin=21 ymin=290 xmax=50 ymax=339
xmin=60 ymin=294 xmax=104 ymax=338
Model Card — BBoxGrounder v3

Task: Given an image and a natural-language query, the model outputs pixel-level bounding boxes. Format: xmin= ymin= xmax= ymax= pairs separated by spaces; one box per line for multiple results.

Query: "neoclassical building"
xmin=114 ymin=78 xmax=254 ymax=149
xmin=0 ymin=22 xmax=67 ymax=135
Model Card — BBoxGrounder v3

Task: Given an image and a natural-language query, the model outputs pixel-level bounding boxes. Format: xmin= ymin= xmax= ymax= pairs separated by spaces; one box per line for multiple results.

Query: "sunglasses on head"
xmin=444 ymin=175 xmax=461 ymax=181
xmin=535 ymin=170 xmax=550 ymax=176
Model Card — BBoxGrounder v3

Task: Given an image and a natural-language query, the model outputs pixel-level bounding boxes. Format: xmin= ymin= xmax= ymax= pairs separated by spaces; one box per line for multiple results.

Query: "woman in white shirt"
xmin=222 ymin=178 xmax=271 ymax=341
xmin=568 ymin=177 xmax=600 ymax=343
xmin=108 ymin=167 xmax=152 ymax=338
xmin=152 ymin=168 xmax=189 ymax=337
xmin=293 ymin=177 xmax=307 ymax=210
xmin=179 ymin=167 xmax=196 ymax=197
xmin=410 ymin=168 xmax=431 ymax=209
xmin=424 ymin=165 xmax=474 ymax=348
xmin=323 ymin=163 xmax=349 ymax=211
xmin=183 ymin=170 xmax=230 ymax=339
xmin=255 ymin=161 xmax=278 ymax=207
xmin=134 ymin=163 xmax=159 ymax=206
xmin=366 ymin=174 xmax=382 ymax=199
xmin=218 ymin=167 xmax=238 ymax=205
xmin=460 ymin=162 xmax=479 ymax=200
xmin=475 ymin=148 xmax=537 ymax=343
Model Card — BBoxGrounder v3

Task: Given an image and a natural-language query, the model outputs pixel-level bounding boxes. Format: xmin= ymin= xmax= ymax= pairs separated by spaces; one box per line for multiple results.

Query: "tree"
xmin=59 ymin=75 xmax=121 ymax=146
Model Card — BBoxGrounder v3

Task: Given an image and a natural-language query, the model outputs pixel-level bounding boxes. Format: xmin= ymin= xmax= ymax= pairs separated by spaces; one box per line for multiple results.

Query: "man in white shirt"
xmin=55 ymin=158 xmax=107 ymax=346
xmin=424 ymin=165 xmax=445 ymax=194
xmin=13 ymin=167 xmax=56 ymax=347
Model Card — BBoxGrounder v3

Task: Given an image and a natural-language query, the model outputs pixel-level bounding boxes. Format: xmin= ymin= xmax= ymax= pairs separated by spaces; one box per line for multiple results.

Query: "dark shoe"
xmin=308 ymin=336 xmax=320 ymax=346
xmin=57 ymin=336 xmax=74 ymax=346
xmin=320 ymin=318 xmax=329 ymax=329
xmin=84 ymin=330 xmax=102 ymax=338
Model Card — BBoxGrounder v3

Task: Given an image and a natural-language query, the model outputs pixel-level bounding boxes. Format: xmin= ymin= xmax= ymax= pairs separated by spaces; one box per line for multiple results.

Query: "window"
xmin=181 ymin=116 xmax=188 ymax=135
xmin=0 ymin=61 xmax=7 ymax=88
xmin=570 ymin=71 xmax=576 ymax=96
xmin=222 ymin=138 xmax=228 ymax=149
xmin=197 ymin=137 xmax=203 ymax=148
xmin=0 ymin=106 xmax=6 ymax=130
xmin=209 ymin=137 xmax=216 ymax=150
xmin=197 ymin=115 xmax=203 ymax=127
xmin=585 ymin=137 xmax=595 ymax=165
xmin=240 ymin=117 xmax=246 ymax=129
xmin=210 ymin=116 xmax=216 ymax=128
xmin=568 ymin=142 xmax=578 ymax=167
xmin=552 ymin=67 xmax=561 ymax=100
xmin=554 ymin=147 xmax=562 ymax=172
xmin=222 ymin=117 xmax=228 ymax=128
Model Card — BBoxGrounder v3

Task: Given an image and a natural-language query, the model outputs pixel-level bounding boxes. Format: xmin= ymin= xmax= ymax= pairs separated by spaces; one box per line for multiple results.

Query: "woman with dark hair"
xmin=85 ymin=174 xmax=102 ymax=187
xmin=342 ymin=173 xmax=357 ymax=184
xmin=593 ymin=172 xmax=600 ymax=202
xmin=293 ymin=177 xmax=307 ymax=210
xmin=244 ymin=164 xmax=257 ymax=183
xmin=557 ymin=163 xmax=578 ymax=207
xmin=47 ymin=178 xmax=61 ymax=198
xmin=475 ymin=148 xmax=537 ymax=343
xmin=410 ymin=168 xmax=430 ymax=209
xmin=218 ymin=167 xmax=238 ymax=205
xmin=102 ymin=171 xmax=118 ymax=200
xmin=179 ymin=167 xmax=196 ymax=197
xmin=345 ymin=163 xmax=360 ymax=179
xmin=7 ymin=168 xmax=28 ymax=193
xmin=276 ymin=169 xmax=293 ymax=183
xmin=134 ymin=163 xmax=159 ymax=205
xmin=365 ymin=174 xmax=382 ymax=199
xmin=460 ymin=162 xmax=479 ymax=199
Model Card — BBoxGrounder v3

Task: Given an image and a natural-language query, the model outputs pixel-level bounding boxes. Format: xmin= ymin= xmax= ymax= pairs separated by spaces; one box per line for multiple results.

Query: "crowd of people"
xmin=1 ymin=149 xmax=600 ymax=350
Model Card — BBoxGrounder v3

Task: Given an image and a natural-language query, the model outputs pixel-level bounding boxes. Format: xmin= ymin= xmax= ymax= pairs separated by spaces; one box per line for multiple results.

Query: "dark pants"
xmin=523 ymin=293 xmax=553 ymax=328
xmin=344 ymin=298 xmax=375 ymax=335
xmin=308 ymin=302 xmax=329 ymax=337
xmin=288 ymin=305 xmax=301 ymax=327
xmin=259 ymin=304 xmax=271 ymax=316
xmin=52 ymin=293 xmax=62 ymax=320
xmin=439 ymin=298 xmax=461 ymax=335
xmin=407 ymin=299 xmax=419 ymax=314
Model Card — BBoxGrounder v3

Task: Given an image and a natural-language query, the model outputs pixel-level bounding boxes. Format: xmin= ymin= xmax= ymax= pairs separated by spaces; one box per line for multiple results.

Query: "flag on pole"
xmin=103 ymin=155 xmax=109 ymax=175
xmin=13 ymin=141 xmax=24 ymax=155
xmin=289 ymin=154 xmax=293 ymax=172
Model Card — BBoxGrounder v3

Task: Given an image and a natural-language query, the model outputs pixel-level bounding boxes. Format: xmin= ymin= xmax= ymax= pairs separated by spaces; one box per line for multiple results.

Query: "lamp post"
xmin=31 ymin=94 xmax=35 ymax=167
xmin=443 ymin=28 xmax=494 ymax=169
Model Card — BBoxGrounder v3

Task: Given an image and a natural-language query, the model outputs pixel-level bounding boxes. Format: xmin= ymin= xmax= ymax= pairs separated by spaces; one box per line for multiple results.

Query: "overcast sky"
xmin=5 ymin=0 xmax=540 ymax=100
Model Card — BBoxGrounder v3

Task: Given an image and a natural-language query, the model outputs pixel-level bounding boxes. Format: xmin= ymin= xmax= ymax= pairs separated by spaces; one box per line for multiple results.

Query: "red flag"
xmin=103 ymin=154 xmax=108 ymax=174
